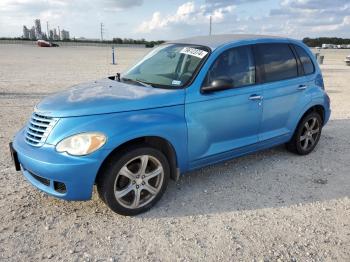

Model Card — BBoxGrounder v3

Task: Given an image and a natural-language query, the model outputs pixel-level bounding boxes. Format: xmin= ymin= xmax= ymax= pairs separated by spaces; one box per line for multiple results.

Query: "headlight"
xmin=56 ymin=132 xmax=106 ymax=156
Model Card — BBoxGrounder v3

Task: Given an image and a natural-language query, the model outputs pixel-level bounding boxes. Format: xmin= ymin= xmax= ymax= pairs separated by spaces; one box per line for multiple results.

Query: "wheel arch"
xmin=95 ymin=136 xmax=179 ymax=184
xmin=291 ymin=104 xmax=325 ymax=137
xmin=286 ymin=104 xmax=324 ymax=155
xmin=300 ymin=104 xmax=325 ymax=125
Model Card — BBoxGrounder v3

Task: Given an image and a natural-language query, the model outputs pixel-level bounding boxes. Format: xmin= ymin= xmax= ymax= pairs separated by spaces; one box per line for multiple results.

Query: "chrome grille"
xmin=25 ymin=113 xmax=58 ymax=147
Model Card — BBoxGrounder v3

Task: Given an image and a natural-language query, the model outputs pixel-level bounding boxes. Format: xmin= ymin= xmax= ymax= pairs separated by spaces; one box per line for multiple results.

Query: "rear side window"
xmin=294 ymin=45 xmax=315 ymax=75
xmin=256 ymin=43 xmax=298 ymax=83
xmin=204 ymin=45 xmax=255 ymax=88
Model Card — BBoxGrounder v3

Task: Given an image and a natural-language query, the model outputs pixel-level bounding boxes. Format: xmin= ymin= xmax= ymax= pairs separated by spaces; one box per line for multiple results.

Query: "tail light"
xmin=315 ymin=74 xmax=325 ymax=90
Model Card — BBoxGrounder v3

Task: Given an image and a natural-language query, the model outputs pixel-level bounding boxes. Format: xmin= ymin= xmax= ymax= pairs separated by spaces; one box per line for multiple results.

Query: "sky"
xmin=0 ymin=0 xmax=349 ymax=40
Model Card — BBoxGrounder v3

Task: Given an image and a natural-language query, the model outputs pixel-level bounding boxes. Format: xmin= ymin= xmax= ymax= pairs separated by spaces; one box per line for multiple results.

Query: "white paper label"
xmin=172 ymin=80 xmax=182 ymax=86
xmin=180 ymin=47 xmax=208 ymax=59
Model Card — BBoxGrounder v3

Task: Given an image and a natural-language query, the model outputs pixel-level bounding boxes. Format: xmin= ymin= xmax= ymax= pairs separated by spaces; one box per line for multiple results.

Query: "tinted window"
xmin=257 ymin=44 xmax=298 ymax=83
xmin=294 ymin=45 xmax=315 ymax=75
xmin=204 ymin=46 xmax=255 ymax=88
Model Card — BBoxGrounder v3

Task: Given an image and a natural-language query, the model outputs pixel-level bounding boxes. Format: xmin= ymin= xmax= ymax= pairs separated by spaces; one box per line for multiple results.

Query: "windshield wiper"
xmin=122 ymin=77 xmax=153 ymax=88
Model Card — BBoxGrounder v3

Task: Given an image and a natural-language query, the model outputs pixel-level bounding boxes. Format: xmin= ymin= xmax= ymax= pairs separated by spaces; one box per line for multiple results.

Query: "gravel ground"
xmin=0 ymin=44 xmax=349 ymax=261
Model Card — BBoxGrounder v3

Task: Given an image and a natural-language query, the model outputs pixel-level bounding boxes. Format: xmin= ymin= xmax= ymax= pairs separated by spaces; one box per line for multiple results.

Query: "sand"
xmin=0 ymin=44 xmax=349 ymax=261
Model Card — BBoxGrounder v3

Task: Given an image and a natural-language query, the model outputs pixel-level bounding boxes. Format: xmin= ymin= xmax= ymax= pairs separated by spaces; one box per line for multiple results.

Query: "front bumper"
xmin=12 ymin=128 xmax=106 ymax=200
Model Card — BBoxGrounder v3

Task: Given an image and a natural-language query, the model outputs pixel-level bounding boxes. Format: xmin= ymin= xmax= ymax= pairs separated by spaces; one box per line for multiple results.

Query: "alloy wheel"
xmin=300 ymin=117 xmax=320 ymax=151
xmin=113 ymin=155 xmax=164 ymax=209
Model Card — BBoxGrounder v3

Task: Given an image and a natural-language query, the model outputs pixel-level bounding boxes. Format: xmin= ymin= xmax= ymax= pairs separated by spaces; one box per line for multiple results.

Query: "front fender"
xmin=105 ymin=106 xmax=188 ymax=172
xmin=46 ymin=105 xmax=188 ymax=172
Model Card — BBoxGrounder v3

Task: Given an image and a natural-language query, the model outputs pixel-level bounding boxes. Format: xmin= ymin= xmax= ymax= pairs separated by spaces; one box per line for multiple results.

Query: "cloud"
xmin=281 ymin=0 xmax=349 ymax=9
xmin=101 ymin=0 xmax=143 ymax=11
xmin=205 ymin=0 xmax=263 ymax=6
xmin=0 ymin=0 xmax=145 ymax=38
xmin=0 ymin=0 xmax=67 ymax=14
xmin=137 ymin=1 xmax=235 ymax=33
xmin=202 ymin=0 xmax=263 ymax=13
xmin=136 ymin=0 xmax=350 ymax=39
xmin=107 ymin=0 xmax=143 ymax=8
xmin=0 ymin=0 xmax=143 ymax=12
xmin=268 ymin=0 xmax=350 ymax=36
xmin=1 ymin=0 xmax=350 ymax=40
xmin=310 ymin=15 xmax=350 ymax=33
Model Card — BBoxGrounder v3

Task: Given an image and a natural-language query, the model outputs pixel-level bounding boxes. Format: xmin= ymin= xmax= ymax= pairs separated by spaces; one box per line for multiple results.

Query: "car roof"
xmin=168 ymin=34 xmax=290 ymax=50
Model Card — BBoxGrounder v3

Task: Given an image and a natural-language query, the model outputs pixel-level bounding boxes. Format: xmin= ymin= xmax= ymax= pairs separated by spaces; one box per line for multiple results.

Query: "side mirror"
xmin=201 ymin=77 xmax=233 ymax=93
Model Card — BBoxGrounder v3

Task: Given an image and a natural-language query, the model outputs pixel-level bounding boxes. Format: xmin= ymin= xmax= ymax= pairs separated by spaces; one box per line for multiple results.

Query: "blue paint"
xmin=12 ymin=35 xmax=331 ymax=201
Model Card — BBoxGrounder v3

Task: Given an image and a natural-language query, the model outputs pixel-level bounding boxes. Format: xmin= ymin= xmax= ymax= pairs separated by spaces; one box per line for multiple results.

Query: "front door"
xmin=185 ymin=45 xmax=263 ymax=169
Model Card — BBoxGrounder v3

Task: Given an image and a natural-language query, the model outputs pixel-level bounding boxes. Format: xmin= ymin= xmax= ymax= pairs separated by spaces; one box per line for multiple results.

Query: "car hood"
xmin=35 ymin=78 xmax=185 ymax=117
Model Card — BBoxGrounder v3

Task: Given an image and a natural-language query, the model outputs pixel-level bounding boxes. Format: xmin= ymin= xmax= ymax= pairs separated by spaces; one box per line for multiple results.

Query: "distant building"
xmin=53 ymin=29 xmax=60 ymax=40
xmin=23 ymin=26 xmax=30 ymax=39
xmin=49 ymin=30 xmax=54 ymax=40
xmin=61 ymin=30 xmax=70 ymax=40
xmin=29 ymin=26 xmax=36 ymax=40
xmin=321 ymin=44 xmax=350 ymax=49
xmin=322 ymin=44 xmax=336 ymax=49
xmin=34 ymin=19 xmax=42 ymax=39
xmin=22 ymin=18 xmax=70 ymax=42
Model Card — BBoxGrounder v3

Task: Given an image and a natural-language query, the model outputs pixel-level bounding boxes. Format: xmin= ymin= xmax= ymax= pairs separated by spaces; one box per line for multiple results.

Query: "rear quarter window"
xmin=256 ymin=43 xmax=298 ymax=83
xmin=294 ymin=45 xmax=315 ymax=75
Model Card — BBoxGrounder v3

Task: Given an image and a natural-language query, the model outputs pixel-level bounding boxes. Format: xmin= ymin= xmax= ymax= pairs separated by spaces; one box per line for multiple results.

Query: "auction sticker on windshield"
xmin=180 ymin=47 xmax=208 ymax=59
xmin=171 ymin=80 xmax=182 ymax=86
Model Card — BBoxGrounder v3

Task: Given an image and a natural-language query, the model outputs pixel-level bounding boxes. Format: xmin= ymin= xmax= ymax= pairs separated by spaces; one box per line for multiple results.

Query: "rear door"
xmin=255 ymin=43 xmax=312 ymax=142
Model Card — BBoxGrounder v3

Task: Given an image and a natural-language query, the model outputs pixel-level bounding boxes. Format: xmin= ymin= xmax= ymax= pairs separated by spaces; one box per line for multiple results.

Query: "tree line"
xmin=303 ymin=37 xmax=350 ymax=47
xmin=0 ymin=37 xmax=166 ymax=48
xmin=112 ymin=38 xmax=165 ymax=47
xmin=6 ymin=36 xmax=350 ymax=48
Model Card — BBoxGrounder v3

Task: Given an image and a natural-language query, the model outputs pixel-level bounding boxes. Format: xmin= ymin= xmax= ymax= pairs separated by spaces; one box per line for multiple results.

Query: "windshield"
xmin=122 ymin=44 xmax=210 ymax=88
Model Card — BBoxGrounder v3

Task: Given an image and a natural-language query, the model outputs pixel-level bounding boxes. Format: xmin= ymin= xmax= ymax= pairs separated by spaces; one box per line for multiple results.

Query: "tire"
xmin=286 ymin=111 xmax=322 ymax=155
xmin=97 ymin=146 xmax=170 ymax=216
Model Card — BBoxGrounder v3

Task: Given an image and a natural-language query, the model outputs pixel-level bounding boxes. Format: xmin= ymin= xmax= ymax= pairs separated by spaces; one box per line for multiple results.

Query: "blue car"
xmin=10 ymin=35 xmax=331 ymax=215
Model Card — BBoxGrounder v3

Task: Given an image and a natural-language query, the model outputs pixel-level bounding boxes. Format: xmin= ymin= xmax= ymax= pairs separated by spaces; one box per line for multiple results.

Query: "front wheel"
xmin=286 ymin=112 xmax=322 ymax=155
xmin=97 ymin=146 xmax=170 ymax=216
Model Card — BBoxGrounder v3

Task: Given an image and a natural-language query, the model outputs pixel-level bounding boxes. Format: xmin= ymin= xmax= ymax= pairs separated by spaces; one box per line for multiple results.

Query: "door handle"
xmin=249 ymin=95 xmax=263 ymax=101
xmin=297 ymin=84 xmax=308 ymax=90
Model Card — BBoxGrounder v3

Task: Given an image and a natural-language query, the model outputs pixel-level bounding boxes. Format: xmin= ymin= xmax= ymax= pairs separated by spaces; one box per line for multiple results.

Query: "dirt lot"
xmin=0 ymin=44 xmax=349 ymax=261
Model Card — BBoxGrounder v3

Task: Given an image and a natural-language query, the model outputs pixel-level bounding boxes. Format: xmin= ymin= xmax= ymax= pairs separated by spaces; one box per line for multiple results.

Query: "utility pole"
xmin=209 ymin=16 xmax=212 ymax=36
xmin=46 ymin=21 xmax=49 ymax=39
xmin=100 ymin=23 xmax=104 ymax=41
xmin=58 ymin=26 xmax=60 ymax=40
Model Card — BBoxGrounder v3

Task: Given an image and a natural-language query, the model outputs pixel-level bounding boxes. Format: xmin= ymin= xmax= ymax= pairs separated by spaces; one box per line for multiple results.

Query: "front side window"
xmin=123 ymin=44 xmax=209 ymax=88
xmin=203 ymin=45 xmax=255 ymax=88
xmin=256 ymin=43 xmax=298 ymax=83
xmin=294 ymin=45 xmax=315 ymax=75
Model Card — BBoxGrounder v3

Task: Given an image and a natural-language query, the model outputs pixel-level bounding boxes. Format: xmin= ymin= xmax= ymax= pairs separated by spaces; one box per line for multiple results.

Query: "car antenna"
xmin=115 ymin=73 xmax=121 ymax=82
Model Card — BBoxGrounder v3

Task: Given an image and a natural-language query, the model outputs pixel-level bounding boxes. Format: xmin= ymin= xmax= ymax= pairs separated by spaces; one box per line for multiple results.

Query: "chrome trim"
xmin=25 ymin=113 xmax=59 ymax=147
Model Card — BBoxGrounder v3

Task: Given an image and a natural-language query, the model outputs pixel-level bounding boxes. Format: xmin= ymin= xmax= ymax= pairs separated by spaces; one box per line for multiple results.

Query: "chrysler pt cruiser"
xmin=10 ymin=35 xmax=331 ymax=215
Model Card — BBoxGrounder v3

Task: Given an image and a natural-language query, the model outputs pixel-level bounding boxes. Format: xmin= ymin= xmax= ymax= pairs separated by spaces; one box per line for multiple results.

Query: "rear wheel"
xmin=97 ymin=146 xmax=170 ymax=216
xmin=286 ymin=112 xmax=322 ymax=155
